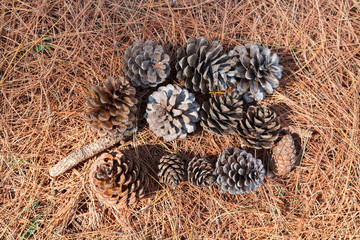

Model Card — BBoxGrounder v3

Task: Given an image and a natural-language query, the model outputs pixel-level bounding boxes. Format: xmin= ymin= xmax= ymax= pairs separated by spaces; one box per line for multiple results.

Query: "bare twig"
xmin=49 ymin=133 xmax=129 ymax=177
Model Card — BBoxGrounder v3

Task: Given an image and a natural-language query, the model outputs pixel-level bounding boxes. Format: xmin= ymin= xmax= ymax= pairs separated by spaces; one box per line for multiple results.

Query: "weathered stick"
xmin=49 ymin=134 xmax=126 ymax=177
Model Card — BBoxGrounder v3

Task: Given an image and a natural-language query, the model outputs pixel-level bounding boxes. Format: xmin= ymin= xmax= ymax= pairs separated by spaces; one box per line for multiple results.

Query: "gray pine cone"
xmin=229 ymin=43 xmax=283 ymax=102
xmin=83 ymin=77 xmax=138 ymax=137
xmin=145 ymin=84 xmax=200 ymax=141
xmin=158 ymin=154 xmax=185 ymax=189
xmin=122 ymin=40 xmax=170 ymax=88
xmin=238 ymin=105 xmax=281 ymax=149
xmin=187 ymin=157 xmax=215 ymax=188
xmin=176 ymin=37 xmax=237 ymax=93
xmin=200 ymin=91 xmax=243 ymax=136
xmin=216 ymin=147 xmax=265 ymax=195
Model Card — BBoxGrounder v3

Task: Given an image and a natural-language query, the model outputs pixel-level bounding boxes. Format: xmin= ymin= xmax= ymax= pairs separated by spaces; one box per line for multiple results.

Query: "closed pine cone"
xmin=238 ymin=105 xmax=280 ymax=149
xmin=229 ymin=44 xmax=283 ymax=102
xmin=89 ymin=152 xmax=149 ymax=208
xmin=187 ymin=157 xmax=215 ymax=188
xmin=200 ymin=90 xmax=243 ymax=136
xmin=270 ymin=134 xmax=297 ymax=176
xmin=176 ymin=37 xmax=237 ymax=93
xmin=145 ymin=84 xmax=200 ymax=141
xmin=216 ymin=147 xmax=266 ymax=194
xmin=122 ymin=40 xmax=170 ymax=88
xmin=158 ymin=154 xmax=185 ymax=189
xmin=83 ymin=77 xmax=138 ymax=137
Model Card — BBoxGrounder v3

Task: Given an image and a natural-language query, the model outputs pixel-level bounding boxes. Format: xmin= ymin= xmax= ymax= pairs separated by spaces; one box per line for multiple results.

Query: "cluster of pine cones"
xmin=84 ymin=38 xmax=300 ymax=209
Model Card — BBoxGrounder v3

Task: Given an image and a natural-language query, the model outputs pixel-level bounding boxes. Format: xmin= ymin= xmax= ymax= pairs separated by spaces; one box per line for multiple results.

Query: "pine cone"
xmin=89 ymin=151 xmax=149 ymax=208
xmin=187 ymin=157 xmax=215 ymax=188
xmin=229 ymin=43 xmax=283 ymax=102
xmin=238 ymin=105 xmax=280 ymax=149
xmin=158 ymin=154 xmax=185 ymax=189
xmin=145 ymin=84 xmax=200 ymax=141
xmin=200 ymin=91 xmax=243 ymax=136
xmin=83 ymin=77 xmax=138 ymax=137
xmin=175 ymin=37 xmax=237 ymax=93
xmin=215 ymin=147 xmax=265 ymax=194
xmin=270 ymin=134 xmax=297 ymax=176
xmin=122 ymin=40 xmax=170 ymax=88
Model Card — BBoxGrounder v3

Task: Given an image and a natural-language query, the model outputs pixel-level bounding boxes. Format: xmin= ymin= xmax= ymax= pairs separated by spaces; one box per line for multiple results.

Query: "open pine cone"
xmin=83 ymin=77 xmax=138 ymax=137
xmin=238 ymin=105 xmax=281 ymax=149
xmin=200 ymin=90 xmax=243 ymax=136
xmin=216 ymin=147 xmax=265 ymax=195
xmin=229 ymin=43 xmax=283 ymax=102
xmin=89 ymin=151 xmax=149 ymax=208
xmin=176 ymin=37 xmax=237 ymax=93
xmin=145 ymin=84 xmax=200 ymax=141
xmin=270 ymin=134 xmax=298 ymax=176
xmin=158 ymin=154 xmax=185 ymax=189
xmin=122 ymin=40 xmax=170 ymax=88
xmin=187 ymin=157 xmax=215 ymax=188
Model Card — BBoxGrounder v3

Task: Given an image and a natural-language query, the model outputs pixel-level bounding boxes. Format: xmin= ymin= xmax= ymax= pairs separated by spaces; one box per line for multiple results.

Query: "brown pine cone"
xmin=89 ymin=151 xmax=149 ymax=208
xmin=122 ymin=40 xmax=170 ymax=88
xmin=83 ymin=77 xmax=138 ymax=137
xmin=187 ymin=157 xmax=215 ymax=188
xmin=270 ymin=134 xmax=297 ymax=176
xmin=158 ymin=154 xmax=185 ymax=189
xmin=238 ymin=105 xmax=281 ymax=149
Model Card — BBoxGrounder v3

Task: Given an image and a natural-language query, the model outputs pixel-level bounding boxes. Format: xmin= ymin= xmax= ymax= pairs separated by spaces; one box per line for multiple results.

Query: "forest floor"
xmin=1 ymin=0 xmax=359 ymax=239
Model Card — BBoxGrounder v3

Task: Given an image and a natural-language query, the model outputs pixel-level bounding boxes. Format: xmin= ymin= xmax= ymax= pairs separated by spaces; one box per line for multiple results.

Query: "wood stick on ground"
xmin=49 ymin=134 xmax=125 ymax=177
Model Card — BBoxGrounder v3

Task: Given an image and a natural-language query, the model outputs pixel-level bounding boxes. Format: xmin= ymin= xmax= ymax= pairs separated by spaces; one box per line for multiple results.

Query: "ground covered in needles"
xmin=1 ymin=0 xmax=359 ymax=239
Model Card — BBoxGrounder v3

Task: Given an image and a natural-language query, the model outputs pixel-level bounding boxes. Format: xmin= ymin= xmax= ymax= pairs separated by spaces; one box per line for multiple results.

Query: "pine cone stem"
xmin=49 ymin=130 xmax=135 ymax=177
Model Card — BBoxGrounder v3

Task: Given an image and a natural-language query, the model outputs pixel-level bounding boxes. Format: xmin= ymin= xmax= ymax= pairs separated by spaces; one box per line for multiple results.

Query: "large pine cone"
xmin=216 ymin=147 xmax=265 ymax=194
xmin=229 ymin=44 xmax=283 ymax=102
xmin=200 ymin=91 xmax=243 ymax=136
xmin=83 ymin=77 xmax=138 ymax=137
xmin=158 ymin=154 xmax=185 ymax=189
xmin=187 ymin=157 xmax=215 ymax=188
xmin=176 ymin=37 xmax=237 ymax=93
xmin=270 ymin=134 xmax=297 ymax=176
xmin=145 ymin=84 xmax=200 ymax=141
xmin=238 ymin=105 xmax=280 ymax=149
xmin=89 ymin=152 xmax=149 ymax=208
xmin=122 ymin=40 xmax=170 ymax=88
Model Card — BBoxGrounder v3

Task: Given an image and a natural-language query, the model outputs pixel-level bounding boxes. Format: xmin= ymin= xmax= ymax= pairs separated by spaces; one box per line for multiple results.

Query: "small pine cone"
xmin=270 ymin=134 xmax=297 ymax=176
xmin=187 ymin=157 xmax=215 ymax=188
xmin=238 ymin=105 xmax=281 ymax=149
xmin=175 ymin=37 xmax=237 ymax=93
xmin=229 ymin=44 xmax=283 ymax=102
xmin=200 ymin=91 xmax=243 ymax=136
xmin=145 ymin=84 xmax=200 ymax=141
xmin=89 ymin=152 xmax=149 ymax=208
xmin=158 ymin=154 xmax=185 ymax=189
xmin=216 ymin=147 xmax=265 ymax=194
xmin=122 ymin=40 xmax=170 ymax=88
xmin=83 ymin=77 xmax=138 ymax=137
